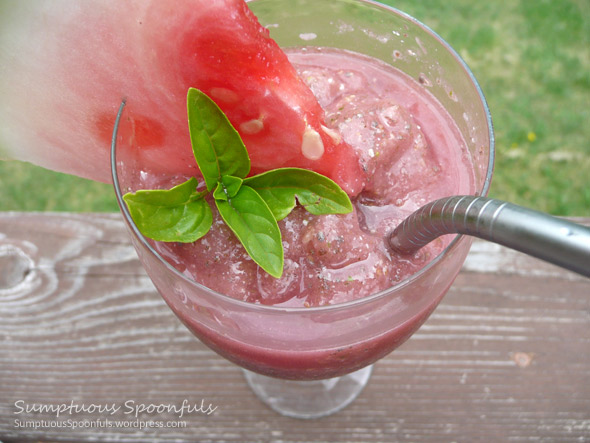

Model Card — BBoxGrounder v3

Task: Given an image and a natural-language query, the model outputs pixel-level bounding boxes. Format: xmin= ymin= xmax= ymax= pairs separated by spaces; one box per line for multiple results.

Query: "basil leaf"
xmin=213 ymin=175 xmax=243 ymax=202
xmin=124 ymin=88 xmax=354 ymax=278
xmin=123 ymin=177 xmax=212 ymax=243
xmin=244 ymin=168 xmax=353 ymax=221
xmin=187 ymin=88 xmax=250 ymax=191
xmin=215 ymin=185 xmax=284 ymax=278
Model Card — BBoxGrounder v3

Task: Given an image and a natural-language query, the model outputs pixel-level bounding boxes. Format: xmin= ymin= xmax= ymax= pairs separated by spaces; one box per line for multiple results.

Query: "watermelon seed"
xmin=240 ymin=118 xmax=264 ymax=135
xmin=301 ymin=126 xmax=325 ymax=160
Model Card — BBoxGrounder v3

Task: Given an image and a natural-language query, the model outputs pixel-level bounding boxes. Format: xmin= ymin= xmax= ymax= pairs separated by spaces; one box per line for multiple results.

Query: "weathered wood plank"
xmin=1 ymin=212 xmax=589 ymax=442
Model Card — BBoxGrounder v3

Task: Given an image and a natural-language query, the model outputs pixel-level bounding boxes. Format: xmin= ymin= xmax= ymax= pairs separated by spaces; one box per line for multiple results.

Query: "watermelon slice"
xmin=0 ymin=0 xmax=365 ymax=195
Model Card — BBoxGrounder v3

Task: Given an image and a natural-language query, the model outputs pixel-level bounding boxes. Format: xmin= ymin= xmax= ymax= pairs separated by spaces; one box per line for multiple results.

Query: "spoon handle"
xmin=388 ymin=196 xmax=590 ymax=278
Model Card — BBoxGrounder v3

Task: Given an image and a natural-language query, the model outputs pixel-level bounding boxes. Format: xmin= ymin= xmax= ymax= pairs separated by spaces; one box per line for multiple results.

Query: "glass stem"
xmin=242 ymin=365 xmax=373 ymax=419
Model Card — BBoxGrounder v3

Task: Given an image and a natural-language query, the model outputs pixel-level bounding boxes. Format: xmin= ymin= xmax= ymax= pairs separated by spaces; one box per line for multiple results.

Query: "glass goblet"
xmin=111 ymin=0 xmax=493 ymax=419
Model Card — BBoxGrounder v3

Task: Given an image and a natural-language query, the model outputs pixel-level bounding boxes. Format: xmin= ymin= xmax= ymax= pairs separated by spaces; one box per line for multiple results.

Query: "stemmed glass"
xmin=110 ymin=0 xmax=493 ymax=419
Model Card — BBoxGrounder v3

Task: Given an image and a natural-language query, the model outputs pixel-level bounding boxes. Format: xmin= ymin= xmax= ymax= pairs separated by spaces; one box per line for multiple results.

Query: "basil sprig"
xmin=123 ymin=88 xmax=353 ymax=278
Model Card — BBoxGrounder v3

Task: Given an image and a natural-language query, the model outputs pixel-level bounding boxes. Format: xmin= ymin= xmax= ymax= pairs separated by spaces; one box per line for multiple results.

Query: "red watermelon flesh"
xmin=0 ymin=0 xmax=365 ymax=196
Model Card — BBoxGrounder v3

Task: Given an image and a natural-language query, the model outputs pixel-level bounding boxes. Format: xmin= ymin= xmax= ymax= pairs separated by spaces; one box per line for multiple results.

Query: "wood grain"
xmin=1 ymin=212 xmax=589 ymax=442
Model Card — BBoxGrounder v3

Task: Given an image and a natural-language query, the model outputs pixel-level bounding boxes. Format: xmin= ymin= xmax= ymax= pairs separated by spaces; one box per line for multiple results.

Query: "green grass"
xmin=384 ymin=0 xmax=590 ymax=215
xmin=0 ymin=161 xmax=118 ymax=212
xmin=1 ymin=0 xmax=589 ymax=215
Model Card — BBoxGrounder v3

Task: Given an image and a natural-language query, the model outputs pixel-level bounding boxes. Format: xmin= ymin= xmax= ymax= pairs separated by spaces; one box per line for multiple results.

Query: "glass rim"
xmin=110 ymin=0 xmax=495 ymax=314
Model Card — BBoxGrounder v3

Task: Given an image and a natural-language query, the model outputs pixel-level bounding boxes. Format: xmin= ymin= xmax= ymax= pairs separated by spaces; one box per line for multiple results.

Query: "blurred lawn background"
xmin=0 ymin=0 xmax=588 ymax=214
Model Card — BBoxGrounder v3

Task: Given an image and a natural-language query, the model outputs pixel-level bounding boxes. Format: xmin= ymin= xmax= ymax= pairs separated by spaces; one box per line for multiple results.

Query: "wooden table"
xmin=1 ymin=212 xmax=589 ymax=442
